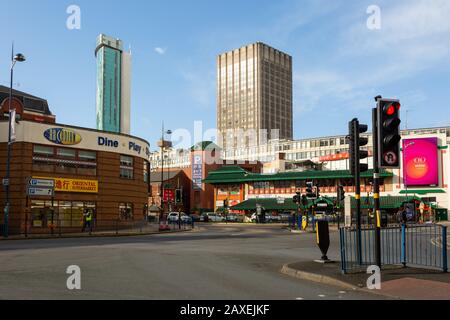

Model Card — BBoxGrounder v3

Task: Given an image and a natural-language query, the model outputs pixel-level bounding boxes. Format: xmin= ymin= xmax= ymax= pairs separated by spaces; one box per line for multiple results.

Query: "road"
xmin=0 ymin=224 xmax=384 ymax=300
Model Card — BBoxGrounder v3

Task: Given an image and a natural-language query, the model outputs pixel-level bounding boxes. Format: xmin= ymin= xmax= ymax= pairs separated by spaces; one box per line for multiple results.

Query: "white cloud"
xmin=346 ymin=0 xmax=450 ymax=52
xmin=154 ymin=47 xmax=167 ymax=55
xmin=295 ymin=0 xmax=450 ymax=117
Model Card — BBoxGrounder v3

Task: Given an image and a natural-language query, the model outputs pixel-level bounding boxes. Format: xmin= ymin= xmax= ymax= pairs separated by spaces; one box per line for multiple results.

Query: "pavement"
xmin=281 ymin=260 xmax=450 ymax=300
xmin=0 ymin=224 xmax=194 ymax=241
xmin=0 ymin=224 xmax=383 ymax=300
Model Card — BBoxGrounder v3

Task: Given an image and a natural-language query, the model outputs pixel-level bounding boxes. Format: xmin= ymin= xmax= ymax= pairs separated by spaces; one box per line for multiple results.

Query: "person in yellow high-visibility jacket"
xmin=82 ymin=209 xmax=93 ymax=233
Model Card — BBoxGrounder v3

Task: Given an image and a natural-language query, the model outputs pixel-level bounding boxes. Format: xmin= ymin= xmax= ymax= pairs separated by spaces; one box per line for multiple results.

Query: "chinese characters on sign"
xmin=34 ymin=177 xmax=98 ymax=193
xmin=163 ymin=189 xmax=175 ymax=203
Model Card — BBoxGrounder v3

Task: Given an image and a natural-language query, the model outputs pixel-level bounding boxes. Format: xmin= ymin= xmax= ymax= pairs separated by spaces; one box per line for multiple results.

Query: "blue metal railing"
xmin=340 ymin=224 xmax=448 ymax=273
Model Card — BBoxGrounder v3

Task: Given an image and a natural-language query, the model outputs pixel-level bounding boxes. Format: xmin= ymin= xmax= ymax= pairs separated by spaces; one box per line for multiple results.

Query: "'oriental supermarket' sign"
xmin=34 ymin=177 xmax=98 ymax=193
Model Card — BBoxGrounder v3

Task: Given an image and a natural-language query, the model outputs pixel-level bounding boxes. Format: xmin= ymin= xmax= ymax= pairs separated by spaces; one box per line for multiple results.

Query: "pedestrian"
xmin=82 ymin=209 xmax=93 ymax=233
xmin=401 ymin=210 xmax=407 ymax=224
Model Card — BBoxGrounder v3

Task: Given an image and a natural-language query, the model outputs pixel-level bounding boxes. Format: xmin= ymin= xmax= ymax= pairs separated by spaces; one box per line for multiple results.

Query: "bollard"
xmin=339 ymin=227 xmax=347 ymax=274
xmin=443 ymin=226 xmax=448 ymax=273
xmin=316 ymin=220 xmax=331 ymax=262
xmin=401 ymin=224 xmax=407 ymax=267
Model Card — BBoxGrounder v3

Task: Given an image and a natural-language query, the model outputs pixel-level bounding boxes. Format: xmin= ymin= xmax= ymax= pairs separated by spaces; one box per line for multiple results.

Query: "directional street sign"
xmin=26 ymin=178 xmax=55 ymax=197
xmin=27 ymin=187 xmax=54 ymax=196
xmin=28 ymin=178 xmax=55 ymax=188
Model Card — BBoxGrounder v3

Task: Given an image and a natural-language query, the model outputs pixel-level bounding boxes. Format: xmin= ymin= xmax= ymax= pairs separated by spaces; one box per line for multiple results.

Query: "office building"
xmin=217 ymin=42 xmax=293 ymax=150
xmin=95 ymin=34 xmax=131 ymax=134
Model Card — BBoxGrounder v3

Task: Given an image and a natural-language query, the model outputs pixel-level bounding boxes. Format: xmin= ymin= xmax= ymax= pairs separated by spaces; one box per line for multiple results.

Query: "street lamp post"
xmin=3 ymin=46 xmax=26 ymax=238
xmin=159 ymin=123 xmax=171 ymax=218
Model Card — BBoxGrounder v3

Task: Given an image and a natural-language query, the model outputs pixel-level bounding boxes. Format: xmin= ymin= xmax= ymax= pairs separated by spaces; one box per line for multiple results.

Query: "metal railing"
xmin=2 ymin=215 xmax=193 ymax=238
xmin=340 ymin=224 xmax=448 ymax=273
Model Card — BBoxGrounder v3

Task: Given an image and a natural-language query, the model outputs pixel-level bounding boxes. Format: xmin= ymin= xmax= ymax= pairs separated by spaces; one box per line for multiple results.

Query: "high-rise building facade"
xmin=95 ymin=34 xmax=131 ymax=134
xmin=217 ymin=42 xmax=293 ymax=150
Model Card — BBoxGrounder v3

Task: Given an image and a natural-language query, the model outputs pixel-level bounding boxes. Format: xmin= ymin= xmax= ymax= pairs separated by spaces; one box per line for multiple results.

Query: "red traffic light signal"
xmin=384 ymin=102 xmax=400 ymax=116
xmin=377 ymin=99 xmax=401 ymax=168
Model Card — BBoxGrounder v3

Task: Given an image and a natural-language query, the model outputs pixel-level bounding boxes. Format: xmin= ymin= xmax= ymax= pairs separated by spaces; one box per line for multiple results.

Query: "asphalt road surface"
xmin=0 ymin=224 xmax=384 ymax=300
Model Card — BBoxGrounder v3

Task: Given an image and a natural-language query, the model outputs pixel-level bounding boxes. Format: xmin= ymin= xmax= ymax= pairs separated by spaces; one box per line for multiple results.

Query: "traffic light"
xmin=293 ymin=192 xmax=301 ymax=204
xmin=316 ymin=186 xmax=321 ymax=199
xmin=301 ymin=195 xmax=308 ymax=207
xmin=306 ymin=182 xmax=316 ymax=199
xmin=337 ymin=186 xmax=345 ymax=202
xmin=348 ymin=118 xmax=369 ymax=175
xmin=377 ymin=98 xmax=401 ymax=168
xmin=175 ymin=189 xmax=182 ymax=204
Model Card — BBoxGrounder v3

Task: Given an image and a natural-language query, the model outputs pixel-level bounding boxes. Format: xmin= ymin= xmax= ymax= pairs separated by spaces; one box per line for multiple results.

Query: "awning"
xmin=352 ymin=196 xmax=438 ymax=210
xmin=204 ymin=166 xmax=393 ymax=185
xmin=231 ymin=196 xmax=445 ymax=212
xmin=231 ymin=198 xmax=298 ymax=211
xmin=399 ymin=189 xmax=446 ymax=195
xmin=230 ymin=196 xmax=336 ymax=211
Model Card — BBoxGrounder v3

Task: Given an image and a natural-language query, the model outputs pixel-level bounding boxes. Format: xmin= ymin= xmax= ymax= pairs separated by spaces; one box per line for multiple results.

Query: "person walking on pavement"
xmin=82 ymin=209 xmax=93 ymax=233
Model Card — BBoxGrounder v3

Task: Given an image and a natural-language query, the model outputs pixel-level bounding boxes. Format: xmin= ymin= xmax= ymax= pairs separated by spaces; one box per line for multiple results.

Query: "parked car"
xmin=181 ymin=214 xmax=192 ymax=223
xmin=167 ymin=212 xmax=188 ymax=222
xmin=225 ymin=213 xmax=240 ymax=222
xmin=267 ymin=213 xmax=281 ymax=223
xmin=201 ymin=212 xmax=225 ymax=222
xmin=279 ymin=213 xmax=292 ymax=222
xmin=167 ymin=212 xmax=179 ymax=222
xmin=234 ymin=214 xmax=245 ymax=222
xmin=190 ymin=214 xmax=201 ymax=222
xmin=250 ymin=212 xmax=280 ymax=223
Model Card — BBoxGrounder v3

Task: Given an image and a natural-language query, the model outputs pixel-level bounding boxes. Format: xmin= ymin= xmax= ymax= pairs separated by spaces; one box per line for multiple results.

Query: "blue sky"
xmin=2 ymin=0 xmax=450 ymax=150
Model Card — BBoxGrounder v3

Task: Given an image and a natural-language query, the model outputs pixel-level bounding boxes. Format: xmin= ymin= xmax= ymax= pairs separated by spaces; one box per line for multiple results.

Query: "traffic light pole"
xmin=353 ymin=120 xmax=363 ymax=265
xmin=372 ymin=107 xmax=382 ymax=268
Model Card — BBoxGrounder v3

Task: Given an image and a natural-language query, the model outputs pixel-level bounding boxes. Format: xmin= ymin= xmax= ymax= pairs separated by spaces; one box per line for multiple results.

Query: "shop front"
xmin=0 ymin=120 xmax=151 ymax=235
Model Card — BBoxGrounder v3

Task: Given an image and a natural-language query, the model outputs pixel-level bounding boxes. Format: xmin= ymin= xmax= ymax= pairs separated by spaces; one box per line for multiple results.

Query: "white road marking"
xmin=318 ymin=294 xmax=326 ymax=298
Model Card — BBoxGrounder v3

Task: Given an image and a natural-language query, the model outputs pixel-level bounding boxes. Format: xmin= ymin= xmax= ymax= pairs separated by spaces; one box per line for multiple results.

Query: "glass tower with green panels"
xmin=95 ymin=34 xmax=123 ymax=133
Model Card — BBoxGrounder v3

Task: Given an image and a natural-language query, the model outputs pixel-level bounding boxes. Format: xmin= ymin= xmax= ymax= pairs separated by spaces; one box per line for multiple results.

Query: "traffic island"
xmin=281 ymin=260 xmax=450 ymax=300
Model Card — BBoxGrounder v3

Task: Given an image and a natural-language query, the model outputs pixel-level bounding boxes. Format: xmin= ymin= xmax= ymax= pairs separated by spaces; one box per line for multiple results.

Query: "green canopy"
xmin=230 ymin=196 xmax=336 ymax=211
xmin=231 ymin=198 xmax=298 ymax=211
xmin=351 ymin=195 xmax=436 ymax=210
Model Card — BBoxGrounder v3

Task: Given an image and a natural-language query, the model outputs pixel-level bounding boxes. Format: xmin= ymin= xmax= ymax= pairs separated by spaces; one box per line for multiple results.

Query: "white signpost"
xmin=27 ymin=178 xmax=55 ymax=197
xmin=29 ymin=178 xmax=55 ymax=188
xmin=27 ymin=187 xmax=54 ymax=196
xmin=345 ymin=195 xmax=352 ymax=227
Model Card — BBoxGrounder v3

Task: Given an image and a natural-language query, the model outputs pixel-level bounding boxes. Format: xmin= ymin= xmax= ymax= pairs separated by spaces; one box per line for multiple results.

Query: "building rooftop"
xmin=0 ymin=85 xmax=53 ymax=116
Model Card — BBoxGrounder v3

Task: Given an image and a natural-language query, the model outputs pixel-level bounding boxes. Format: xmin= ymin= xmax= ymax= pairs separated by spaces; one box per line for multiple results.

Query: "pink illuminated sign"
xmin=403 ymin=138 xmax=439 ymax=186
